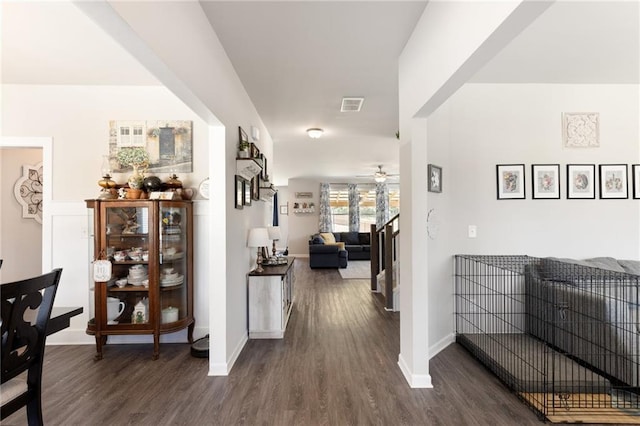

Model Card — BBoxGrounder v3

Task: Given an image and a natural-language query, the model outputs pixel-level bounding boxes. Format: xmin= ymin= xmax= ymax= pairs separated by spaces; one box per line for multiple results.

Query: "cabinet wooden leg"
xmin=188 ymin=322 xmax=195 ymax=344
xmin=152 ymin=334 xmax=159 ymax=360
xmin=94 ymin=335 xmax=106 ymax=361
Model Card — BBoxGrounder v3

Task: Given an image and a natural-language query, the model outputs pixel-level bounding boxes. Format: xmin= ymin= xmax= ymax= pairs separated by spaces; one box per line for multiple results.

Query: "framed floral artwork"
xmin=427 ymin=164 xmax=442 ymax=193
xmin=531 ymin=164 xmax=560 ymax=199
xmin=599 ymin=164 xmax=628 ymax=199
xmin=566 ymin=164 xmax=595 ymax=199
xmin=496 ymin=164 xmax=525 ymax=199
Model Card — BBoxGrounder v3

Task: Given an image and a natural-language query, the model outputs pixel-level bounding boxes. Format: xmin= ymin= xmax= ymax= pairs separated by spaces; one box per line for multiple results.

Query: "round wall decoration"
xmin=198 ymin=178 xmax=210 ymax=200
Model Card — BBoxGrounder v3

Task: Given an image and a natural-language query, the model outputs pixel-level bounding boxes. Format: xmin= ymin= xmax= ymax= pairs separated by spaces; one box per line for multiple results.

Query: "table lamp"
xmin=247 ymin=227 xmax=269 ymax=273
xmin=267 ymin=226 xmax=281 ymax=257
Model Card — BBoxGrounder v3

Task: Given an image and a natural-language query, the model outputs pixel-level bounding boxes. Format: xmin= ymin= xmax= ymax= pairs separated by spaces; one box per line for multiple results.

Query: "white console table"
xmin=247 ymin=257 xmax=295 ymax=339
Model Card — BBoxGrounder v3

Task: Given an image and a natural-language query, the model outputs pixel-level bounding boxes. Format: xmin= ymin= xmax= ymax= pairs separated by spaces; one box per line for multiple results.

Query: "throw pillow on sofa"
xmin=342 ymin=232 xmax=360 ymax=245
xmin=311 ymin=235 xmax=325 ymax=244
xmin=320 ymin=232 xmax=336 ymax=244
xmin=358 ymin=233 xmax=371 ymax=245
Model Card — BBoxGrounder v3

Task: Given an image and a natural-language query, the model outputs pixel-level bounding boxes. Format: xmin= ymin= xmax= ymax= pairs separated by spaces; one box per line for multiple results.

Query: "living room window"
xmin=329 ymin=184 xmax=399 ymax=232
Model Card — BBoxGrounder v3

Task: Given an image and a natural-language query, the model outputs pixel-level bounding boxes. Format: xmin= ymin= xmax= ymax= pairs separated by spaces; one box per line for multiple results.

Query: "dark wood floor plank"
xmin=3 ymin=258 xmax=540 ymax=425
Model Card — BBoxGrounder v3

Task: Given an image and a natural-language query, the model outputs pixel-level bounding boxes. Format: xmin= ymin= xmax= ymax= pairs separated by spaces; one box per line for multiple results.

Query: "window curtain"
xmin=272 ymin=191 xmax=279 ymax=226
xmin=376 ymin=182 xmax=389 ymax=230
xmin=318 ymin=183 xmax=332 ymax=232
xmin=348 ymin=184 xmax=359 ymax=232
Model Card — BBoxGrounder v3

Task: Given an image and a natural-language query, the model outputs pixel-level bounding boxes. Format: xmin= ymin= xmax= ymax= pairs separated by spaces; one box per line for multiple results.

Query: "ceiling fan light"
xmin=374 ymin=175 xmax=386 ymax=183
xmin=306 ymin=128 xmax=323 ymax=139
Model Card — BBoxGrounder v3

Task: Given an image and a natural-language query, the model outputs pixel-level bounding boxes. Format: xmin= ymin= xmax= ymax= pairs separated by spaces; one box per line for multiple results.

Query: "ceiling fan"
xmin=358 ymin=165 xmax=399 ymax=183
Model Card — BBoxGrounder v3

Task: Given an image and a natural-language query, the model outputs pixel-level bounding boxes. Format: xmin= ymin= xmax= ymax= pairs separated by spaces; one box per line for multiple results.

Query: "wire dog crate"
xmin=454 ymin=255 xmax=640 ymax=423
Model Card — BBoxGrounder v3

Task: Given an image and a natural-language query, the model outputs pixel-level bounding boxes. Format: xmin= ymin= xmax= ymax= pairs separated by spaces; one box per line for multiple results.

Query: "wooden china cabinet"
xmin=86 ymin=199 xmax=194 ymax=360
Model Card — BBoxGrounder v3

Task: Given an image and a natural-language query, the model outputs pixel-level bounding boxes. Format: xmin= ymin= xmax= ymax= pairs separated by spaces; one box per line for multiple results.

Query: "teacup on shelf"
xmin=113 ymin=251 xmax=126 ymax=262
xmin=115 ymin=278 xmax=128 ymax=288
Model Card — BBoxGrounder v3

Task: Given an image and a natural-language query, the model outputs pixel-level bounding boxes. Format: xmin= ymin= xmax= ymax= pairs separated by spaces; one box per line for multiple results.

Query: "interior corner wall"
xmin=287 ymin=178 xmax=321 ymax=256
xmin=424 ymin=82 xmax=640 ymax=350
xmin=275 ymin=185 xmax=290 ymax=252
xmin=0 ymin=148 xmax=43 ymax=283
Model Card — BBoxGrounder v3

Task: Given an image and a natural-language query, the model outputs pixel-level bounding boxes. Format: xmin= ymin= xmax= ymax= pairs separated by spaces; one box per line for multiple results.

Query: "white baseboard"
xmin=429 ymin=333 xmax=455 ymax=359
xmin=208 ymin=332 xmax=248 ymax=376
xmin=46 ymin=326 xmax=210 ymax=346
xmin=397 ymin=354 xmax=433 ymax=388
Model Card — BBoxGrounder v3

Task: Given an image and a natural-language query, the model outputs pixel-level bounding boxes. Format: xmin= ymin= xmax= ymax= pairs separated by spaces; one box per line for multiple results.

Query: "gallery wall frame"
xmin=599 ymin=164 xmax=628 ymax=199
xmin=531 ymin=164 xmax=560 ymax=199
xmin=566 ymin=164 xmax=595 ymax=199
xmin=235 ymin=175 xmax=244 ymax=209
xmin=496 ymin=164 xmax=525 ymax=199
xmin=427 ymin=164 xmax=442 ymax=193
xmin=243 ymin=177 xmax=252 ymax=206
xmin=633 ymin=164 xmax=640 ymax=199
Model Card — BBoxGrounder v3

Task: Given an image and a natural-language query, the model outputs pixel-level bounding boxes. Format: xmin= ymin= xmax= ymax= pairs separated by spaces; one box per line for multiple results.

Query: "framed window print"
xmin=633 ymin=164 xmax=640 ymax=199
xmin=531 ymin=164 xmax=560 ymax=199
xmin=599 ymin=164 xmax=628 ymax=199
xmin=427 ymin=164 xmax=442 ymax=193
xmin=566 ymin=164 xmax=595 ymax=199
xmin=496 ymin=164 xmax=525 ymax=199
xmin=235 ymin=175 xmax=244 ymax=210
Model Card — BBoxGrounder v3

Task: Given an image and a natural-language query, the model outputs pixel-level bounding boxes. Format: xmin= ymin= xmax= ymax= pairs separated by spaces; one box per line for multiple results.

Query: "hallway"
xmin=4 ymin=259 xmax=540 ymax=425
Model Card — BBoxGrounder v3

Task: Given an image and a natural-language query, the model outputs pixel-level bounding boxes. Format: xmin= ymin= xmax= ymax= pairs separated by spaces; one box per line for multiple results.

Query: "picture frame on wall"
xmin=280 ymin=205 xmax=288 ymax=215
xmin=496 ymin=164 xmax=525 ymax=199
xmin=531 ymin=164 xmax=560 ymax=199
xmin=427 ymin=164 xmax=442 ymax=193
xmin=260 ymin=154 xmax=268 ymax=181
xmin=633 ymin=165 xmax=640 ymax=199
xmin=251 ymin=175 xmax=260 ymax=201
xmin=566 ymin=164 xmax=595 ymax=199
xmin=250 ymin=143 xmax=260 ymax=159
xmin=235 ymin=175 xmax=244 ymax=210
xmin=599 ymin=164 xmax=628 ymax=199
xmin=243 ymin=178 xmax=252 ymax=206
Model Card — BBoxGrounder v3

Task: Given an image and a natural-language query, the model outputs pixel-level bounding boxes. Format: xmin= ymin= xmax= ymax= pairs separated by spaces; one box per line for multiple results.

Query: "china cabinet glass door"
xmin=159 ymin=202 xmax=189 ymax=325
xmin=103 ymin=203 xmax=153 ymax=326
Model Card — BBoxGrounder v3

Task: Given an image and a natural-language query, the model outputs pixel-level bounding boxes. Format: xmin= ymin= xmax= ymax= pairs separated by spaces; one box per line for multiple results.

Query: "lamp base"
xmin=255 ymin=248 xmax=264 ymax=273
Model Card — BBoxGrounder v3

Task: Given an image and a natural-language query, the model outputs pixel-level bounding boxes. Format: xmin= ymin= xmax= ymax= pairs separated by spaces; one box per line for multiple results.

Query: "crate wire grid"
xmin=454 ymin=255 xmax=640 ymax=423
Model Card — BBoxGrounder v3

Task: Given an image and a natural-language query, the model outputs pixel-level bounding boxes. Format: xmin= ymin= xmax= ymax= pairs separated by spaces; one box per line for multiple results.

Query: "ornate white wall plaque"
xmin=562 ymin=112 xmax=600 ymax=147
xmin=13 ymin=162 xmax=43 ymax=224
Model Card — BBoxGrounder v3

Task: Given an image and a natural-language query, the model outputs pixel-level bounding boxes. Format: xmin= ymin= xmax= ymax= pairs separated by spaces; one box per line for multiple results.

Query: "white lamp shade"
xmin=267 ymin=226 xmax=281 ymax=241
xmin=247 ymin=227 xmax=270 ymax=248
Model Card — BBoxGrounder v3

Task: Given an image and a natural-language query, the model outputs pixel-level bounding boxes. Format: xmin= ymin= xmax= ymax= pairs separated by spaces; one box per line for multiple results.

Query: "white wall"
xmin=274 ymin=185 xmax=290 ymax=252
xmin=0 ymin=148 xmax=43 ymax=282
xmin=287 ymin=178 xmax=321 ymax=256
xmin=426 ymin=82 xmax=640 ymax=356
xmin=449 ymin=84 xmax=640 ymax=258
xmin=398 ymin=0 xmax=550 ymax=388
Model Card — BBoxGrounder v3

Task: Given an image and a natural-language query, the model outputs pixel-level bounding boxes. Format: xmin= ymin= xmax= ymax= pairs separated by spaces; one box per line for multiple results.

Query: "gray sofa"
xmin=525 ymin=257 xmax=640 ymax=387
xmin=309 ymin=231 xmax=371 ymax=261
xmin=308 ymin=244 xmax=348 ymax=269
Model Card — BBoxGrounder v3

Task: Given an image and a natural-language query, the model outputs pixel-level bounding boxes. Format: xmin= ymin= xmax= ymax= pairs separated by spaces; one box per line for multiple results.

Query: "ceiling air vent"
xmin=340 ymin=97 xmax=364 ymax=112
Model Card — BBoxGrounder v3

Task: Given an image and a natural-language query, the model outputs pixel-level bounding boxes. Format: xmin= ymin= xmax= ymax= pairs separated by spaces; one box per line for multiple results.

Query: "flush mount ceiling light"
xmin=306 ymin=128 xmax=324 ymax=139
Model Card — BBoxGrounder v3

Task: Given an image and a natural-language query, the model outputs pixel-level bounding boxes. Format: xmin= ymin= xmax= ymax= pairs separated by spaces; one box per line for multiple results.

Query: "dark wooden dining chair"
xmin=1 ymin=268 xmax=62 ymax=426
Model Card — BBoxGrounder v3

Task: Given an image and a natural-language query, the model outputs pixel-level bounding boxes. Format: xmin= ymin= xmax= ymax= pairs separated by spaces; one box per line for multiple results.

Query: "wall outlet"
xmin=468 ymin=225 xmax=477 ymax=238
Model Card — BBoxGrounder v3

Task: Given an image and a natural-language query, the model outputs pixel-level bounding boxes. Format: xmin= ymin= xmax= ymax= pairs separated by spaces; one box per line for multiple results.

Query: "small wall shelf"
xmin=259 ymin=186 xmax=277 ymax=201
xmin=236 ymin=158 xmax=263 ymax=181
xmin=293 ymin=207 xmax=315 ymax=214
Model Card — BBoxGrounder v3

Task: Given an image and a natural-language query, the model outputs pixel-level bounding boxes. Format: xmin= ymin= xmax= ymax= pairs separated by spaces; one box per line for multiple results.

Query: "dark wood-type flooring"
xmin=4 ymin=259 xmax=543 ymax=425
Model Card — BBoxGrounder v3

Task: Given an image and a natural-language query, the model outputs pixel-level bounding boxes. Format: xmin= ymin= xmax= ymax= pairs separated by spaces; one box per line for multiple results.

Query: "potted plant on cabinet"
xmin=117 ymin=147 xmax=150 ymax=193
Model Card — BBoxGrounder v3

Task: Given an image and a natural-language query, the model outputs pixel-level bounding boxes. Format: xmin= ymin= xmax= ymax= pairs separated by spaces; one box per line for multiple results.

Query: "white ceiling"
xmin=2 ymin=1 xmax=638 ymax=186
